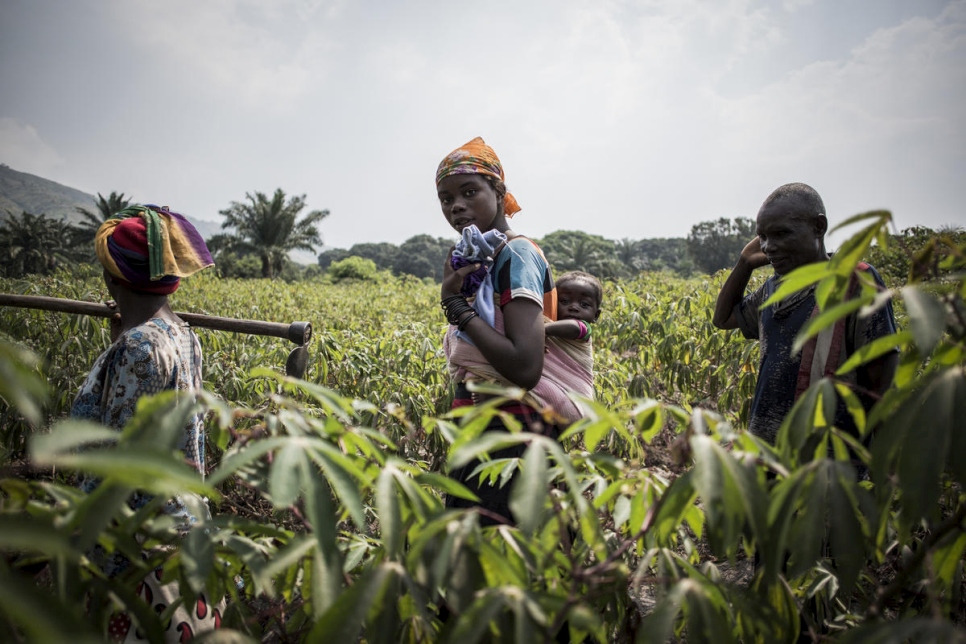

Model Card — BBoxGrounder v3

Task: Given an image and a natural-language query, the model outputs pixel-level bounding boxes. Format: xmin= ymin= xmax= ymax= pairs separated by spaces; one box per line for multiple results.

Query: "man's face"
xmin=756 ymin=199 xmax=826 ymax=275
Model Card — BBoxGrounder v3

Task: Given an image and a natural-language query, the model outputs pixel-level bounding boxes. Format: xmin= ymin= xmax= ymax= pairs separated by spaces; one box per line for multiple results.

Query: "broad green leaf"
xmin=828 ymin=462 xmax=869 ymax=590
xmin=509 ymin=441 xmax=549 ymax=536
xmin=836 ymin=330 xmax=910 ymax=375
xmin=208 ymin=436 xmax=290 ymax=485
xmin=792 ymin=296 xmax=866 ymax=354
xmin=442 ymin=588 xmax=506 ymax=643
xmin=933 ymin=532 xmax=966 ymax=595
xmin=301 ymin=461 xmax=343 ymax=616
xmin=448 ymin=432 xmax=531 ymax=470
xmin=651 ymin=471 xmax=698 ymax=545
xmin=414 ymin=472 xmax=480 ymax=502
xmin=307 ymin=563 xmax=395 ymax=644
xmin=182 ymin=525 xmax=215 ymax=594
xmin=35 ymin=448 xmax=215 ymax=498
xmin=377 ymin=464 xmax=403 ymax=559
xmin=896 ymin=373 xmax=955 ymax=527
xmin=761 ymin=262 xmax=831 ymax=308
xmin=786 ymin=464 xmax=828 ymax=580
xmin=0 ymin=515 xmax=79 ymax=561
xmin=901 ymin=286 xmax=947 ymax=357
xmin=308 ymin=441 xmax=371 ymax=529
xmin=827 ymin=209 xmax=892 ymax=236
xmin=690 ymin=434 xmax=766 ymax=555
xmin=268 ymin=443 xmax=305 ymax=508
xmin=252 ymin=535 xmax=316 ymax=596
xmin=29 ymin=420 xmax=118 ymax=458
xmin=0 ymin=340 xmax=48 ymax=426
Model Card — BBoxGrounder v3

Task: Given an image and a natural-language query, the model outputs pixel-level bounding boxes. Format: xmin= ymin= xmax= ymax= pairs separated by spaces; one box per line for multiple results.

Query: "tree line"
xmin=3 ymin=188 xmax=959 ymax=282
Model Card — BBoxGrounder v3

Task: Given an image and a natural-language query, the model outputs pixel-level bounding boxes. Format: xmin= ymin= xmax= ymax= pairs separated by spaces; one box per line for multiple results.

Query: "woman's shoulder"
xmin=114 ymin=318 xmax=195 ymax=358
xmin=501 ymin=236 xmax=549 ymax=264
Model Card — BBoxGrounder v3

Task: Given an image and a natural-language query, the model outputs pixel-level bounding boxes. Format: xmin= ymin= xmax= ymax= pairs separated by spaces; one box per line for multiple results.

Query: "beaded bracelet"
xmin=441 ymin=295 xmax=473 ymax=326
xmin=457 ymin=311 xmax=478 ymax=331
xmin=576 ymin=320 xmax=591 ymax=340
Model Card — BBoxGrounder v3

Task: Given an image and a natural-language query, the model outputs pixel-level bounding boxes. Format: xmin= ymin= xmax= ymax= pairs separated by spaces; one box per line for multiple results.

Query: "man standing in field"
xmin=712 ymin=183 xmax=898 ymax=445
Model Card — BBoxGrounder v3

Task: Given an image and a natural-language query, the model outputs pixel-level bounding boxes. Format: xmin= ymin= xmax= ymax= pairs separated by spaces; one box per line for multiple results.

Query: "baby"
xmin=546 ymin=270 xmax=602 ymax=341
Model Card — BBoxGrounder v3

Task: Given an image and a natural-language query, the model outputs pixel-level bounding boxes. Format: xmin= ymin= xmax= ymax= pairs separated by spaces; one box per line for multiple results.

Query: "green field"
xmin=1 ymin=216 xmax=964 ymax=642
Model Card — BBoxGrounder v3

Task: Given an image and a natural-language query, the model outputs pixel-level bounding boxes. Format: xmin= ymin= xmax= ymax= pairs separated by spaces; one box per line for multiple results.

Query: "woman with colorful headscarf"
xmin=71 ymin=204 xmax=219 ymax=641
xmin=437 ymin=137 xmax=585 ymax=526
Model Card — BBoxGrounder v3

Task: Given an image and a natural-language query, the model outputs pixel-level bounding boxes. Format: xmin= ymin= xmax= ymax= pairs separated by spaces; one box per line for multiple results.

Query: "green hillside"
xmin=0 ymin=163 xmax=96 ymax=223
xmin=0 ymin=164 xmax=222 ymax=239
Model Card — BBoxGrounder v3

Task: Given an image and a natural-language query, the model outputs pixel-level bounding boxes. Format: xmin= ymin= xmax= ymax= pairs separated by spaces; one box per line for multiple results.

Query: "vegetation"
xmin=0 ymin=213 xmax=963 ymax=642
xmin=71 ymin=191 xmax=132 ymax=248
xmin=213 ymin=189 xmax=330 ymax=279
xmin=686 ymin=217 xmax=757 ymax=275
xmin=0 ymin=211 xmax=83 ymax=278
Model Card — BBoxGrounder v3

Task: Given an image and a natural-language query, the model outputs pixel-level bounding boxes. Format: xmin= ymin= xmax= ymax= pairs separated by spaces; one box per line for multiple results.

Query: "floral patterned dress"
xmin=71 ymin=318 xmax=221 ymax=641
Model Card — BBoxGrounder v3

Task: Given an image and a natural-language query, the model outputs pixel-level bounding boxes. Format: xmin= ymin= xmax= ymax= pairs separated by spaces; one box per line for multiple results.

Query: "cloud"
xmin=104 ymin=0 xmax=343 ymax=110
xmin=0 ymin=118 xmax=64 ymax=175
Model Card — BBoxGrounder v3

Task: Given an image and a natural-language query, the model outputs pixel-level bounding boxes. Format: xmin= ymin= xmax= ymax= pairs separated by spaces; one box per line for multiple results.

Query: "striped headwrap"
xmin=435 ymin=137 xmax=521 ymax=217
xmin=95 ymin=205 xmax=214 ymax=295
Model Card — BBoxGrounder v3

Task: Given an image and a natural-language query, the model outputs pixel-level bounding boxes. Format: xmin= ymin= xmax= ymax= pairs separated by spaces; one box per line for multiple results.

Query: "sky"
xmin=1 ymin=0 xmax=964 ymax=253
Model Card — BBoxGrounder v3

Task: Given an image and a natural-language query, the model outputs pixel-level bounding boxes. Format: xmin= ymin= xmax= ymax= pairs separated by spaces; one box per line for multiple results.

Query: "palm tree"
xmin=218 ymin=189 xmax=329 ymax=279
xmin=0 ymin=211 xmax=82 ymax=277
xmin=73 ymin=191 xmax=132 ymax=246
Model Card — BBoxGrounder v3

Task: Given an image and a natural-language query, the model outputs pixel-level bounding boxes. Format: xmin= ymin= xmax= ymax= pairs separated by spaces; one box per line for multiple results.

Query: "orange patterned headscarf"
xmin=435 ymin=137 xmax=521 ymax=217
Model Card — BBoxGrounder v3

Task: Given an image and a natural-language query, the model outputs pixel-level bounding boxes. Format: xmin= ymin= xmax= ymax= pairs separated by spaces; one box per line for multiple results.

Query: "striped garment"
xmin=444 ymin=305 xmax=593 ymax=425
xmin=95 ymin=204 xmax=213 ymax=294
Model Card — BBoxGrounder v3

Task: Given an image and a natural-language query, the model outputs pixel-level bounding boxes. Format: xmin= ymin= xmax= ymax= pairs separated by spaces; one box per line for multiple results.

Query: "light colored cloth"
xmin=451 ymin=224 xmax=507 ymax=343
xmin=444 ymin=305 xmax=593 ymax=424
xmin=107 ymin=567 xmax=222 ymax=642
xmin=435 ymin=136 xmax=522 ymax=217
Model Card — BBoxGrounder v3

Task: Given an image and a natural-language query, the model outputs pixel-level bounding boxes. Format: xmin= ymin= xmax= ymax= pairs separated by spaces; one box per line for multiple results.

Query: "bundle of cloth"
xmin=95 ymin=204 xmax=213 ymax=294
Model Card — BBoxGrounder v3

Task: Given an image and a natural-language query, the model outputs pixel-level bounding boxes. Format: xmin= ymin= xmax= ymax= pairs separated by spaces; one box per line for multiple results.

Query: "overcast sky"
xmin=2 ymin=0 xmax=964 ymax=252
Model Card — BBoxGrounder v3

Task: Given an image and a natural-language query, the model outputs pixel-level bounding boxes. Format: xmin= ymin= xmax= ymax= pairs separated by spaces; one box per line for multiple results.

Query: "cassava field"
xmin=1 ymin=213 xmax=964 ymax=643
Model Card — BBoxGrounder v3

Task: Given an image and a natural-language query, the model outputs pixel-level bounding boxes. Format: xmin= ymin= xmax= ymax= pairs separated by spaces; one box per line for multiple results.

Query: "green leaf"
xmin=690 ymin=434 xmax=766 ymax=556
xmin=208 ymin=437 xmax=290 ymax=485
xmin=34 ymin=447 xmax=215 ymax=498
xmin=0 ymin=515 xmax=79 ymax=561
xmin=0 ymin=340 xmax=48 ymax=427
xmin=0 ymin=570 xmax=98 ymax=642
xmin=307 ymin=564 xmax=395 ymax=644
xmin=442 ymin=588 xmax=506 ymax=643
xmin=902 ymin=286 xmax=947 ymax=357
xmin=509 ymin=441 xmax=549 ymax=536
xmin=761 ymin=261 xmax=831 ymax=308
xmin=29 ymin=420 xmax=119 ymax=458
xmin=792 ymin=296 xmax=866 ymax=354
xmin=836 ymin=330 xmax=910 ymax=375
xmin=896 ymin=373 xmax=956 ymax=526
xmin=301 ymin=460 xmax=343 ymax=616
xmin=448 ymin=432 xmax=531 ymax=470
xmin=827 ymin=462 xmax=869 ymax=590
xmin=182 ymin=525 xmax=215 ymax=594
xmin=414 ymin=472 xmax=480 ymax=503
xmin=253 ymin=535 xmax=316 ymax=596
xmin=377 ymin=464 xmax=403 ymax=559
xmin=268 ymin=443 xmax=305 ymax=508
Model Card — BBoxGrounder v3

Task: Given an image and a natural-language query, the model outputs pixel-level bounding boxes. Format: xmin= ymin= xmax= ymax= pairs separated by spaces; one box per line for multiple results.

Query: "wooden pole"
xmin=0 ymin=293 xmax=312 ymax=345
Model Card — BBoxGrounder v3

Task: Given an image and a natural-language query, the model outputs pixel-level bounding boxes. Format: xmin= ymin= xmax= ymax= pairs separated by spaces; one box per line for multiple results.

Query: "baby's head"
xmin=556 ymin=271 xmax=603 ymax=323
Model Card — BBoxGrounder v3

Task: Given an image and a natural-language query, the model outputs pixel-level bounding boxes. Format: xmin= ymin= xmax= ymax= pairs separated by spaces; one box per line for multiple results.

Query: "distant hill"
xmin=0 ymin=164 xmax=97 ymax=223
xmin=0 ymin=164 xmax=222 ymax=240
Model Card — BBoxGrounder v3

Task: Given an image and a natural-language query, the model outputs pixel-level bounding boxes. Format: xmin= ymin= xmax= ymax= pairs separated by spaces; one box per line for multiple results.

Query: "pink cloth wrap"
xmin=444 ymin=304 xmax=593 ymax=425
